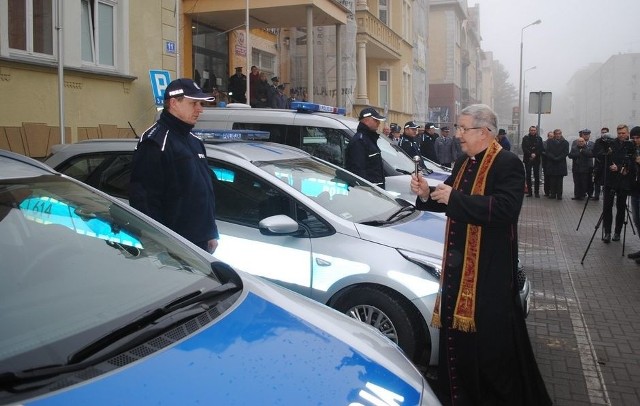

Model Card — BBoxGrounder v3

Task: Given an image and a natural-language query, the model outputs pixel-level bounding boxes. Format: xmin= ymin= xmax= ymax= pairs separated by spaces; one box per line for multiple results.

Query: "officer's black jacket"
xmin=130 ymin=110 xmax=219 ymax=245
xmin=345 ymin=122 xmax=385 ymax=187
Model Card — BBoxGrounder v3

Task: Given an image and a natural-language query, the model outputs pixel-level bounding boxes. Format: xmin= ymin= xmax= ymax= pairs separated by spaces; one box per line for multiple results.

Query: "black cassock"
xmin=416 ymin=146 xmax=551 ymax=406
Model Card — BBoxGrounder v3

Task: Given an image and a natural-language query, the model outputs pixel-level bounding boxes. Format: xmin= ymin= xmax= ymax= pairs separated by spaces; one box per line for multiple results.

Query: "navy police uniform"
xmin=130 ymin=110 xmax=219 ymax=249
xmin=345 ymin=122 xmax=385 ymax=188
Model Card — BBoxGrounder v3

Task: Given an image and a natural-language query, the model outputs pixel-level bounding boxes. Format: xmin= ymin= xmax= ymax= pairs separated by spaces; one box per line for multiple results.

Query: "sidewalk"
xmin=522 ymin=177 xmax=640 ymax=405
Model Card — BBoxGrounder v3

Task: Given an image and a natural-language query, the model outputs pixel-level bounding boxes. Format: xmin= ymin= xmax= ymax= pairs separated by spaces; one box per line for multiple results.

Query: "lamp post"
xmin=517 ymin=19 xmax=542 ymax=149
xmin=522 ymin=66 xmax=536 ymax=120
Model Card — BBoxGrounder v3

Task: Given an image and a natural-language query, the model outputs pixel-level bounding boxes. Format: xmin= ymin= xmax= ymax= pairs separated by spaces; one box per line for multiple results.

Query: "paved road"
xmin=522 ymin=177 xmax=640 ymax=405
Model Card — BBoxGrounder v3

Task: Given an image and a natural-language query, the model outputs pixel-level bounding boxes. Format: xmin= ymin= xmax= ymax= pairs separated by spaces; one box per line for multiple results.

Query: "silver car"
xmin=45 ymin=137 xmax=531 ymax=367
xmin=45 ymin=138 xmax=445 ymax=367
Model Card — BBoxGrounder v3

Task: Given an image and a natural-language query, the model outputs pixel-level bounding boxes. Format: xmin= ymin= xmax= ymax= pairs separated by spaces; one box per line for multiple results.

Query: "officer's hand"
xmin=207 ymin=239 xmax=219 ymax=254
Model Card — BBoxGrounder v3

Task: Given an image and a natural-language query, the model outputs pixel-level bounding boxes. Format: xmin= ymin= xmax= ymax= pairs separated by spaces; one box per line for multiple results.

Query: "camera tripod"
xmin=580 ymin=190 xmax=636 ymax=264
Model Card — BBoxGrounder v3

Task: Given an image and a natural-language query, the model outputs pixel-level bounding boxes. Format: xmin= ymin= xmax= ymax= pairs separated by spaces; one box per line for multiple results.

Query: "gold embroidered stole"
xmin=431 ymin=140 xmax=502 ymax=332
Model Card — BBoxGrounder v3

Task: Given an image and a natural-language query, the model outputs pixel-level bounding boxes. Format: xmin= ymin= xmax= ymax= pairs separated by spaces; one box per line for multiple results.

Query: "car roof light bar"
xmin=290 ymin=101 xmax=347 ymax=116
xmin=194 ymin=129 xmax=271 ymax=141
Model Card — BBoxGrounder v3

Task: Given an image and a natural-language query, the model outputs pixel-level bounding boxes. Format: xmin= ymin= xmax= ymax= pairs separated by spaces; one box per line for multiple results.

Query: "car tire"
xmin=331 ymin=285 xmax=428 ymax=364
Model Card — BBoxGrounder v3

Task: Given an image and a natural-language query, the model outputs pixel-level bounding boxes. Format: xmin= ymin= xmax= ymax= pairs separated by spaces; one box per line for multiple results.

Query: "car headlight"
xmin=397 ymin=249 xmax=442 ymax=280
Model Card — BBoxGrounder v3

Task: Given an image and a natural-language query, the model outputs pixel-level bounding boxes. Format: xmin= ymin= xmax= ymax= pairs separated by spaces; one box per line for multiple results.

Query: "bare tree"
xmin=492 ymin=61 xmax=518 ymax=125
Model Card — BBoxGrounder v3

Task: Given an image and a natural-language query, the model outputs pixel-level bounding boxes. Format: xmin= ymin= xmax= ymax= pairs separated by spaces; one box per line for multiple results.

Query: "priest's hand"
xmin=430 ymin=183 xmax=453 ymax=205
xmin=410 ymin=173 xmax=430 ymax=201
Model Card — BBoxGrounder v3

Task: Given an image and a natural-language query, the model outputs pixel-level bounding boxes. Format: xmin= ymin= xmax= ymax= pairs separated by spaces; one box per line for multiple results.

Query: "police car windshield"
xmin=254 ymin=157 xmax=401 ymax=223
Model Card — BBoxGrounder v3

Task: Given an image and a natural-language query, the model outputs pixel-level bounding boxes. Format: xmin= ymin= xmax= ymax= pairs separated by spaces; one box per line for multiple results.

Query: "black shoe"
xmin=612 ymin=233 xmax=621 ymax=241
xmin=603 ymin=233 xmax=611 ymax=243
xmin=592 ymin=197 xmax=599 ymax=201
xmin=627 ymin=250 xmax=640 ymax=259
xmin=534 ymin=193 xmax=540 ymax=198
xmin=547 ymin=194 xmax=556 ymax=199
xmin=571 ymin=197 xmax=583 ymax=200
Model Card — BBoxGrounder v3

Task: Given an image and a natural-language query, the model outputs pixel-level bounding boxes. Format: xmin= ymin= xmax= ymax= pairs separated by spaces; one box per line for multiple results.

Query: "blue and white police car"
xmin=0 ymin=149 xmax=440 ymax=405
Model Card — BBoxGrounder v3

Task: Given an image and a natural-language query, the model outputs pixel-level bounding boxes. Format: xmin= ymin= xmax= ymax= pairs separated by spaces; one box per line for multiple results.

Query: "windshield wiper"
xmin=385 ymin=205 xmax=416 ymax=222
xmin=0 ymin=282 xmax=240 ymax=391
xmin=360 ymin=205 xmax=416 ymax=226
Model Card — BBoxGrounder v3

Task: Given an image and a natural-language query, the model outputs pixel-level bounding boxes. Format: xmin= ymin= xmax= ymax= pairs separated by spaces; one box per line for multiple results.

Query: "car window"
xmin=254 ymin=157 xmax=400 ymax=223
xmin=210 ymin=160 xmax=293 ymax=227
xmin=56 ymin=152 xmax=133 ymax=199
xmin=300 ymin=126 xmax=345 ymax=167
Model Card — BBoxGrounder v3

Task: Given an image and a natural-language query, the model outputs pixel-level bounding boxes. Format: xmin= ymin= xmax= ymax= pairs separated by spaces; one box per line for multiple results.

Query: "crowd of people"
xmin=520 ymin=123 xmax=640 ymax=254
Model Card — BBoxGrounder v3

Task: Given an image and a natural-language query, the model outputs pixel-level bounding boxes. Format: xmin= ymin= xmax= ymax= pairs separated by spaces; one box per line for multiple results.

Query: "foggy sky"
xmin=471 ymin=0 xmax=640 ymax=96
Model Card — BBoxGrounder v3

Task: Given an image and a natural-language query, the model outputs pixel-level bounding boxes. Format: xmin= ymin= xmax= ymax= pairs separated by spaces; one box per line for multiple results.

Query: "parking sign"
xmin=149 ymin=70 xmax=171 ymax=106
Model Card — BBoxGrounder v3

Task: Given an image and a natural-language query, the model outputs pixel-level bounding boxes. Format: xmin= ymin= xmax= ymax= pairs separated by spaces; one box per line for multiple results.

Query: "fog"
xmin=471 ymin=0 xmax=640 ymax=136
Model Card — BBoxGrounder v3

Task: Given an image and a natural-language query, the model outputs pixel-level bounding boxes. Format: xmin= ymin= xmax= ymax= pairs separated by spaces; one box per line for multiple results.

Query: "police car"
xmin=0 ymin=149 xmax=440 ymax=405
xmin=189 ymin=101 xmax=450 ymax=201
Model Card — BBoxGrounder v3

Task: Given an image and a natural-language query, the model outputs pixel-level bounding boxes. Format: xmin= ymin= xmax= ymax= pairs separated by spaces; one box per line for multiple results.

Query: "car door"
xmin=208 ymin=159 xmax=315 ymax=297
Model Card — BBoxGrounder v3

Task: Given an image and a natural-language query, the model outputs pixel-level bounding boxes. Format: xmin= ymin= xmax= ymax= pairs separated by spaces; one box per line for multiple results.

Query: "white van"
xmin=192 ymin=102 xmax=449 ymax=201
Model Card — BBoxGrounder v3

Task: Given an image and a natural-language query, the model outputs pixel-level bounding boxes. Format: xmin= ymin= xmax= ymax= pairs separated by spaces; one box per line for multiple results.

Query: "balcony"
xmin=355 ymin=10 xmax=402 ymax=60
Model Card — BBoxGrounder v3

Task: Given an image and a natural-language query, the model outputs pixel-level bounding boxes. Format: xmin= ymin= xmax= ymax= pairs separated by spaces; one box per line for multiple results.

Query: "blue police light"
xmin=194 ymin=129 xmax=271 ymax=141
xmin=290 ymin=101 xmax=347 ymax=116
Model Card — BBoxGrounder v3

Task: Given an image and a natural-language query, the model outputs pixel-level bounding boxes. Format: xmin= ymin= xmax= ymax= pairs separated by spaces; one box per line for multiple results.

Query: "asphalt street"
xmin=521 ymin=176 xmax=640 ymax=405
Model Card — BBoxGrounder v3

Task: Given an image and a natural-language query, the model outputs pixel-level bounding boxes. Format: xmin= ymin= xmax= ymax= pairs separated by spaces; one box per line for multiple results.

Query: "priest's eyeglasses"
xmin=454 ymin=124 xmax=489 ymax=134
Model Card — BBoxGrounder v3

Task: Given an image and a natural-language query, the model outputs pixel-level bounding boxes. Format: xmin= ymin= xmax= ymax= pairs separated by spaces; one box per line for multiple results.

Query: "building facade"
xmin=427 ymin=0 xmax=483 ymax=127
xmin=566 ymin=53 xmax=640 ymax=132
xmin=1 ymin=0 xmax=432 ymax=157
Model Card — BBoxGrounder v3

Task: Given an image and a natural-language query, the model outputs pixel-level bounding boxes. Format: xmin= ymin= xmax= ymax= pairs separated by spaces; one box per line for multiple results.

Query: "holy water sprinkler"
xmin=413 ymin=155 xmax=421 ymax=174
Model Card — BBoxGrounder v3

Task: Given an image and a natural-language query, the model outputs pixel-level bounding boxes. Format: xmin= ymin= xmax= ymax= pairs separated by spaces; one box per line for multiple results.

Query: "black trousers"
xmin=524 ymin=161 xmax=541 ymax=194
xmin=602 ymin=187 xmax=629 ymax=234
xmin=572 ymin=172 xmax=590 ymax=198
xmin=547 ymin=175 xmax=564 ymax=198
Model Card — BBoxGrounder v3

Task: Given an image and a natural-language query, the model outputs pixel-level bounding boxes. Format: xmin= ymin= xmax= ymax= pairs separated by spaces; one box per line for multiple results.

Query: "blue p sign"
xmin=149 ymin=70 xmax=171 ymax=106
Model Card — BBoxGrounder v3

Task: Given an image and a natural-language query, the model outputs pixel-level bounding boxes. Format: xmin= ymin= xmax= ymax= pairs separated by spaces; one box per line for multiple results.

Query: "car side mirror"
xmin=258 ymin=214 xmax=300 ymax=236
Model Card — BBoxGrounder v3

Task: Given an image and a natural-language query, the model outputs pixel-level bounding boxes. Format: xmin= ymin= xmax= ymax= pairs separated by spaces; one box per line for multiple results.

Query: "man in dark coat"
xmin=130 ymin=78 xmax=219 ymax=254
xmin=521 ymin=125 xmax=544 ymax=197
xmin=569 ymin=136 xmax=594 ymax=200
xmin=228 ymin=67 xmax=247 ymax=103
xmin=594 ymin=124 xmax=633 ymax=242
xmin=543 ymin=129 xmax=569 ymax=200
xmin=345 ymin=107 xmax=386 ymax=188
xmin=410 ymin=104 xmax=551 ymax=406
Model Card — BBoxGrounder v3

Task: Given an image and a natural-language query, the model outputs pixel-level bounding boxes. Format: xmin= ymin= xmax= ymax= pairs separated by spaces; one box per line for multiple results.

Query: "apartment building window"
xmin=403 ymin=70 xmax=411 ymax=112
xmin=7 ymin=0 xmax=54 ymax=56
xmin=81 ymin=0 xmax=115 ymax=66
xmin=402 ymin=1 xmax=411 ymax=40
xmin=379 ymin=0 xmax=388 ymax=25
xmin=252 ymin=49 xmax=276 ymax=78
xmin=379 ymin=69 xmax=390 ymax=108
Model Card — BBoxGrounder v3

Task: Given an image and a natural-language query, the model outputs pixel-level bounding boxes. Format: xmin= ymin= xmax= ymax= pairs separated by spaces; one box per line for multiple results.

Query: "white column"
xmin=335 ymin=24 xmax=342 ymax=107
xmin=355 ymin=41 xmax=368 ymax=104
xmin=306 ymin=6 xmax=314 ymax=103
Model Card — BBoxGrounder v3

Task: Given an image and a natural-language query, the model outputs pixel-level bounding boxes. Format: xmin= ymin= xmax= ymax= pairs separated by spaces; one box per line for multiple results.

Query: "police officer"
xmin=345 ymin=107 xmax=386 ymax=188
xmin=398 ymin=121 xmax=425 ymax=169
xmin=420 ymin=123 xmax=439 ymax=163
xmin=388 ymin=123 xmax=402 ymax=144
xmin=130 ymin=78 xmax=220 ymax=253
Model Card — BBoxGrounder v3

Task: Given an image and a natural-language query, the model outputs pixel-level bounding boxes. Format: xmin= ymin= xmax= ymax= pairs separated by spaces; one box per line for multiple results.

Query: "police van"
xmin=192 ymin=102 xmax=448 ymax=201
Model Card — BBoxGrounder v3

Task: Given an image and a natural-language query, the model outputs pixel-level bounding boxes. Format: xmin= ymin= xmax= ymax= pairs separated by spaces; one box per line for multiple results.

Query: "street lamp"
xmin=523 ymin=66 xmax=536 ymax=119
xmin=517 ymin=19 xmax=542 ymax=149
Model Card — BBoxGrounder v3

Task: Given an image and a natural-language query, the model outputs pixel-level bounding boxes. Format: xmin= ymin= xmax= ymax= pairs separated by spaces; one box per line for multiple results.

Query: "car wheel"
xmin=332 ymin=285 xmax=427 ymax=364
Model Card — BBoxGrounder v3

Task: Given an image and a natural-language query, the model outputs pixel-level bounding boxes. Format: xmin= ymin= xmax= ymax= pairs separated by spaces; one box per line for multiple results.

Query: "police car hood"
xmin=23 ymin=270 xmax=437 ymax=405
xmin=354 ymin=210 xmax=446 ymax=255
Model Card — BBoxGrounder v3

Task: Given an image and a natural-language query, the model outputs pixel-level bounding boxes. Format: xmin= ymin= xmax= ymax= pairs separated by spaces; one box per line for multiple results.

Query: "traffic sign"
xmin=149 ymin=70 xmax=171 ymax=106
